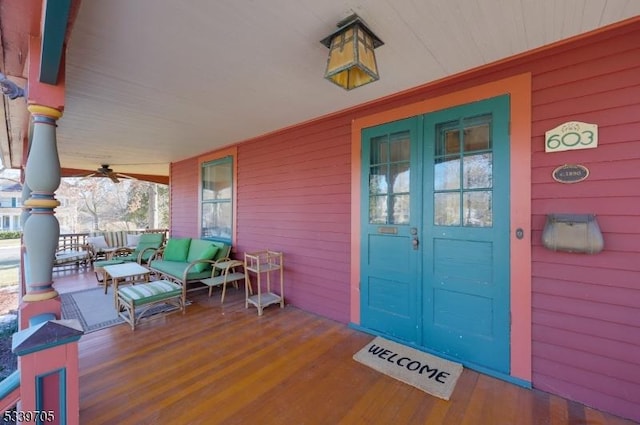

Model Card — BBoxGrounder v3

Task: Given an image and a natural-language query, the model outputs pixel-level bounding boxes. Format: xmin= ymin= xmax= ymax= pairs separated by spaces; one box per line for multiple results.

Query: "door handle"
xmin=410 ymin=227 xmax=419 ymax=250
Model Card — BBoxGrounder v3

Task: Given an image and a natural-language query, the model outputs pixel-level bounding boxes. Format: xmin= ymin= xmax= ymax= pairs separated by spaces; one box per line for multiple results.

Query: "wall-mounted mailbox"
xmin=542 ymin=214 xmax=604 ymax=254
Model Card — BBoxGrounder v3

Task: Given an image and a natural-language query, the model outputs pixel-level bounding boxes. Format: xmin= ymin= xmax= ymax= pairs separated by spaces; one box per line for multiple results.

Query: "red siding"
xmin=528 ymin=29 xmax=640 ymax=420
xmin=169 ymin=19 xmax=640 ymax=421
xmin=236 ymin=119 xmax=353 ymax=322
xmin=170 ymin=158 xmax=199 ymax=238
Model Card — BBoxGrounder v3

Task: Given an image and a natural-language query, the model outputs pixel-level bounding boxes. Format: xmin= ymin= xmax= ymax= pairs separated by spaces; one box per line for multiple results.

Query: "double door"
xmin=360 ymin=96 xmax=510 ymax=373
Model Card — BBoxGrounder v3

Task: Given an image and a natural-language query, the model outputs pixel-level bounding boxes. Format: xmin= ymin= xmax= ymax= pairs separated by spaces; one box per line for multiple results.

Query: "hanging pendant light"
xmin=320 ymin=14 xmax=383 ymax=90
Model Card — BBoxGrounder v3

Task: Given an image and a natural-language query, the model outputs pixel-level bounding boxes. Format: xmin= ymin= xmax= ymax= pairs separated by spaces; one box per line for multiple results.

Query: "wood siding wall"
xmin=528 ymin=26 xmax=640 ymax=421
xmin=170 ymin=19 xmax=640 ymax=421
xmin=170 ymin=157 xmax=199 ymax=238
xmin=235 ymin=120 xmax=353 ymax=322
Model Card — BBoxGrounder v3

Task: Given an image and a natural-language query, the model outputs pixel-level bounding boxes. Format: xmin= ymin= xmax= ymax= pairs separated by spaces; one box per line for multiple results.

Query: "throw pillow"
xmin=190 ymin=245 xmax=219 ymax=273
xmin=126 ymin=234 xmax=141 ymax=248
xmin=87 ymin=236 xmax=108 ymax=250
xmin=163 ymin=238 xmax=191 ymax=262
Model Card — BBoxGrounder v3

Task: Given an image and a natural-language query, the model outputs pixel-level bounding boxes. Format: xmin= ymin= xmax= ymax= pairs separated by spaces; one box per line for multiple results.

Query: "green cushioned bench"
xmin=116 ymin=279 xmax=185 ymax=330
xmin=148 ymin=238 xmax=230 ymax=291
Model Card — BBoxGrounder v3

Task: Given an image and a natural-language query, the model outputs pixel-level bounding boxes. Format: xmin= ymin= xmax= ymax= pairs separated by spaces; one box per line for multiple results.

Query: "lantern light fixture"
xmin=320 ymin=14 xmax=383 ymax=90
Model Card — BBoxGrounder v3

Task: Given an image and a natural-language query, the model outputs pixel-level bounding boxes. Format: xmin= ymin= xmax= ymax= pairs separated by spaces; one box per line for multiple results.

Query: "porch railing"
xmin=57 ymin=228 xmax=169 ymax=251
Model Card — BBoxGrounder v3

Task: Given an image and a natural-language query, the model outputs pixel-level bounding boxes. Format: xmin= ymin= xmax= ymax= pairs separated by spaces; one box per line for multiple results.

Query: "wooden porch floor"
xmin=52 ymin=269 xmax=636 ymax=425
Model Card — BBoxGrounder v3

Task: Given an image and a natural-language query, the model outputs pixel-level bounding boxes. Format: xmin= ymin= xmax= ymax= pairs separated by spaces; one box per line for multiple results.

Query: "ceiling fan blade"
xmin=115 ymin=173 xmax=137 ymax=181
xmin=72 ymin=172 xmax=96 ymax=179
xmin=108 ymin=173 xmax=120 ymax=183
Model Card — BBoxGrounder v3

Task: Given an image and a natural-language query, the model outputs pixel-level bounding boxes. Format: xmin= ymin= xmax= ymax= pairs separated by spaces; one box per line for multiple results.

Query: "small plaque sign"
xmin=552 ymin=164 xmax=589 ymax=183
xmin=545 ymin=121 xmax=598 ymax=153
xmin=377 ymin=226 xmax=398 ymax=234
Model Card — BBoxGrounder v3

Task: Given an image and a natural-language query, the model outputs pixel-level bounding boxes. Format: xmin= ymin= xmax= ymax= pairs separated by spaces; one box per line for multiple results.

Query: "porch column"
xmin=19 ymin=104 xmax=63 ymax=328
xmin=19 ymin=182 xmax=31 ymax=298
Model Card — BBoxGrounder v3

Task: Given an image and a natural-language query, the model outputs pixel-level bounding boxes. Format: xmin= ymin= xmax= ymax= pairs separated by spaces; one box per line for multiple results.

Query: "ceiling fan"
xmin=83 ymin=164 xmax=135 ymax=183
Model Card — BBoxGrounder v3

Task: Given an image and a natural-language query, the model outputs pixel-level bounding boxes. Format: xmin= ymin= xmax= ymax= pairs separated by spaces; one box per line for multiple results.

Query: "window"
xmin=434 ymin=114 xmax=493 ymax=227
xmin=368 ymin=131 xmax=411 ymax=225
xmin=201 ymin=156 xmax=233 ymax=242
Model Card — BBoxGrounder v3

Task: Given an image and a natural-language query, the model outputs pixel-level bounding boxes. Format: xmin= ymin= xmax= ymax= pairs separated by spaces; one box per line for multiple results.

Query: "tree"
xmin=124 ymin=181 xmax=169 ymax=229
xmin=56 ymin=178 xmax=168 ymax=232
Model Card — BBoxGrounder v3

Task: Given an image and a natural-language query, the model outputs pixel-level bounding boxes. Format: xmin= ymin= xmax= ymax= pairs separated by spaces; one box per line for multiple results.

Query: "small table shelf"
xmin=244 ymin=250 xmax=284 ymax=316
xmin=201 ymin=260 xmax=245 ymax=303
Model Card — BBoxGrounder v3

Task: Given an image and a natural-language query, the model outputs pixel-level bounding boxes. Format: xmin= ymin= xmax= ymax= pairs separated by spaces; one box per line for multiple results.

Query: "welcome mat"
xmin=353 ymin=337 xmax=463 ymax=400
xmin=61 ymin=287 xmax=185 ymax=333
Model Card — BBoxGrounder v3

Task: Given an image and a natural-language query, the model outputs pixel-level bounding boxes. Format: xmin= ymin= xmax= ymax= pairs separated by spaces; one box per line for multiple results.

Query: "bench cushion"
xmin=87 ymin=235 xmax=109 ymax=250
xmin=148 ymin=239 xmax=231 ymax=283
xmin=89 ymin=230 xmax=130 ymax=248
xmin=118 ymin=280 xmax=182 ymax=306
xmin=54 ymin=250 xmax=89 ymax=265
xmin=137 ymin=233 xmax=164 ymax=251
xmin=126 ymin=233 xmax=141 ymax=248
xmin=149 ymin=260 xmax=212 ymax=281
xmin=187 ymin=239 xmax=219 ymax=272
xmin=210 ymin=241 xmax=231 ymax=261
xmin=94 ymin=259 xmax=126 ymax=268
xmin=164 ymin=237 xmax=191 ymax=261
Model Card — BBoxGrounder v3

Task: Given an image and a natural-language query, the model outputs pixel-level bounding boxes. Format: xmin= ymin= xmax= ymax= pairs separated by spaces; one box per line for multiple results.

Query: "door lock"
xmin=410 ymin=227 xmax=419 ymax=250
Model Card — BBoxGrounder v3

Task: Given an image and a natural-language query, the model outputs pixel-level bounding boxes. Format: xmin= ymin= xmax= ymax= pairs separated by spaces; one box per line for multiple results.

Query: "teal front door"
xmin=360 ymin=95 xmax=510 ymax=373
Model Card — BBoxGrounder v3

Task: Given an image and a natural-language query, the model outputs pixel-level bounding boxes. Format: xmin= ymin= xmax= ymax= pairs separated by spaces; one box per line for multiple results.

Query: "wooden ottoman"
xmin=116 ymin=280 xmax=185 ymax=330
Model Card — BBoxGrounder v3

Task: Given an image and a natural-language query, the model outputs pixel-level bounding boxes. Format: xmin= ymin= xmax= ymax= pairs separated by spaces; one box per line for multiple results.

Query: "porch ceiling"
xmin=0 ymin=1 xmax=638 ymax=179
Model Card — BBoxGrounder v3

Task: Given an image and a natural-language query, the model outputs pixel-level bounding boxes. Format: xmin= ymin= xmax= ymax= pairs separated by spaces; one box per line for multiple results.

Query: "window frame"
xmin=198 ymin=147 xmax=238 ymax=245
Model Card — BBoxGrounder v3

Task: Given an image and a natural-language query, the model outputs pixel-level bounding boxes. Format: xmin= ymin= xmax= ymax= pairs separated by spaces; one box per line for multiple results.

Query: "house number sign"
xmin=545 ymin=121 xmax=598 ymax=153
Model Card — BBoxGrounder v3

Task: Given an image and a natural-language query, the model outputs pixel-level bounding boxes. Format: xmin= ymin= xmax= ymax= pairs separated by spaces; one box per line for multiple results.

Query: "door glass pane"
xmin=368 ymin=129 xmax=411 ymax=225
xmin=463 ymin=191 xmax=492 ymax=227
xmin=434 ymin=114 xmax=493 ymax=227
xmin=369 ymin=195 xmax=388 ymax=224
xmin=390 ymin=163 xmax=410 ymax=192
xmin=434 ymin=192 xmax=460 ymax=226
xmin=434 ymin=157 xmax=460 ymax=190
xmin=390 ymin=134 xmax=410 ymax=162
xmin=391 ymin=194 xmax=410 ymax=224
xmin=369 ymin=165 xmax=389 ymax=194
xmin=463 ymin=153 xmax=492 ymax=189
xmin=463 ymin=122 xmax=490 ymax=152
xmin=436 ymin=126 xmax=460 ymax=156
xmin=370 ymin=136 xmax=388 ymax=164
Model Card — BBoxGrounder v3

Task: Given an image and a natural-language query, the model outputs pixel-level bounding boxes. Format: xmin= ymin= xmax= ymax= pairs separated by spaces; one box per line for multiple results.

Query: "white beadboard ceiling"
xmin=2 ymin=0 xmax=639 ymax=178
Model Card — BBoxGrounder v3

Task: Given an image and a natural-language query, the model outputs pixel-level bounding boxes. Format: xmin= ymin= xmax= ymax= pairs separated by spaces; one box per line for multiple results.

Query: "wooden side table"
xmin=201 ymin=259 xmax=246 ymax=303
xmin=244 ymin=250 xmax=284 ymax=316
